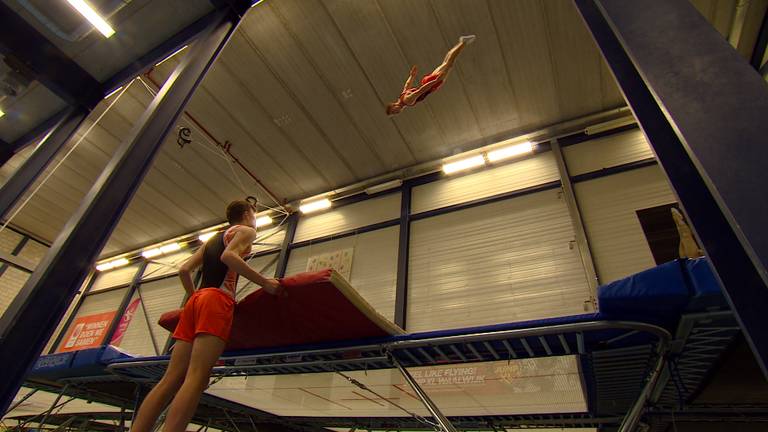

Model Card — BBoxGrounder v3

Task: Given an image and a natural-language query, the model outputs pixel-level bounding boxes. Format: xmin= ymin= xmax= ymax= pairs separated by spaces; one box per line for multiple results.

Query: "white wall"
xmin=285 ymin=226 xmax=399 ymax=321
xmin=117 ymin=277 xmax=186 ymax=356
xmin=293 ymin=193 xmax=400 ymax=243
xmin=408 ymin=188 xmax=592 ymax=332
xmin=563 ymin=129 xmax=654 ymax=176
xmin=575 ymin=165 xmax=677 ymax=284
xmin=411 ymin=152 xmax=559 ymax=214
xmin=91 ymin=263 xmax=142 ymax=292
xmin=143 ymin=249 xmax=195 ymax=281
xmin=0 ymin=232 xmax=48 ymax=316
xmin=236 ymin=252 xmax=279 ymax=300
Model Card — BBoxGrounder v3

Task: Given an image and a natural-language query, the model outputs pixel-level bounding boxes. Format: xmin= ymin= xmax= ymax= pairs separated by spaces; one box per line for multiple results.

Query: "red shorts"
xmin=172 ymin=288 xmax=235 ymax=343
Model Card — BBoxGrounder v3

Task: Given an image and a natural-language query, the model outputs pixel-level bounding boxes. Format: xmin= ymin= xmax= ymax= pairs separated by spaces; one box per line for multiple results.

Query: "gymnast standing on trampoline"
xmin=386 ymin=35 xmax=476 ymax=116
xmin=131 ymin=201 xmax=283 ymax=432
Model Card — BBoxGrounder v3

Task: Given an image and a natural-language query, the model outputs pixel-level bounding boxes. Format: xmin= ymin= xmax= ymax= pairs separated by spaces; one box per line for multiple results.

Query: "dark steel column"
xmin=394 ymin=183 xmax=412 ymax=329
xmin=0 ymin=9 xmax=241 ymax=413
xmin=575 ymin=0 xmax=768 ymax=377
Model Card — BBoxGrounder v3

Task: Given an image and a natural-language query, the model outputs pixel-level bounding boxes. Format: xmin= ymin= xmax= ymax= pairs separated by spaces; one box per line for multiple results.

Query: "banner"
xmin=109 ymin=298 xmax=142 ymax=346
xmin=58 ymin=311 xmax=117 ymax=352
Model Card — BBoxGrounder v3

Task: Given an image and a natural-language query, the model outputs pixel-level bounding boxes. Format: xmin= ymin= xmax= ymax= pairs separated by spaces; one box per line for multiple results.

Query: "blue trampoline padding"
xmin=598 ymin=260 xmax=691 ymax=323
xmin=685 ymin=257 xmax=726 ymax=310
xmin=28 ymin=345 xmax=133 ymax=381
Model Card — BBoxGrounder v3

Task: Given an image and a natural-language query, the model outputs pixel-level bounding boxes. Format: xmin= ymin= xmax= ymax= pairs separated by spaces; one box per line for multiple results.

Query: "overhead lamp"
xmin=487 ymin=141 xmax=534 ymax=162
xmin=66 ymin=0 xmax=116 ymax=38
xmin=160 ymin=243 xmax=181 ymax=254
xmin=442 ymin=155 xmax=485 ymax=174
xmin=255 ymin=216 xmax=273 ymax=227
xmin=300 ymin=198 xmax=332 ymax=214
xmin=96 ymin=257 xmax=129 ymax=272
xmin=198 ymin=232 xmax=217 ymax=243
xmin=141 ymin=248 xmax=162 ymax=259
xmin=365 ymin=179 xmax=403 ymax=195
xmin=0 ymin=108 xmax=4 ymax=118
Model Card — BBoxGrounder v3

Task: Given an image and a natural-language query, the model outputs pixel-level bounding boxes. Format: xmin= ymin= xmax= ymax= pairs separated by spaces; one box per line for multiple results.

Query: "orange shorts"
xmin=172 ymin=288 xmax=235 ymax=343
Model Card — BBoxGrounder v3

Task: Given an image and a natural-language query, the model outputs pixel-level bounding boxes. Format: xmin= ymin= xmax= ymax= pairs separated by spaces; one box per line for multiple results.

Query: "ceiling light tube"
xmin=487 ymin=141 xmax=534 ymax=162
xmin=141 ymin=248 xmax=162 ymax=259
xmin=66 ymin=0 xmax=116 ymax=38
xmin=159 ymin=243 xmax=181 ymax=254
xmin=300 ymin=198 xmax=332 ymax=214
xmin=95 ymin=262 xmax=113 ymax=272
xmin=198 ymin=232 xmax=216 ymax=243
xmin=442 ymin=155 xmax=485 ymax=174
xmin=255 ymin=216 xmax=273 ymax=227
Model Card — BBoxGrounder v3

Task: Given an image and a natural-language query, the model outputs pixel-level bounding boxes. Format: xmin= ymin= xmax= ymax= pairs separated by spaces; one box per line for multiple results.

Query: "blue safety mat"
xmin=29 ymin=345 xmax=133 ymax=381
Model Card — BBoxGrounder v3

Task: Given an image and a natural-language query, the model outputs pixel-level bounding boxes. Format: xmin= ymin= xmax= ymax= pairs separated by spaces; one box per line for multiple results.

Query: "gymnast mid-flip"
xmin=386 ymin=35 xmax=476 ymax=116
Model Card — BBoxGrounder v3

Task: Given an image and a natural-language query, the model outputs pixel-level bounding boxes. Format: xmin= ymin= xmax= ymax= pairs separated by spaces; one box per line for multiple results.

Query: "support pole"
xmin=103 ymin=261 xmax=148 ymax=346
xmin=551 ymin=139 xmax=600 ymax=294
xmin=275 ymin=213 xmax=299 ymax=278
xmin=574 ymin=0 xmax=768 ymax=378
xmin=390 ymin=354 xmax=457 ymax=432
xmin=394 ymin=183 xmax=412 ymax=329
xmin=0 ymin=9 xmax=240 ymax=413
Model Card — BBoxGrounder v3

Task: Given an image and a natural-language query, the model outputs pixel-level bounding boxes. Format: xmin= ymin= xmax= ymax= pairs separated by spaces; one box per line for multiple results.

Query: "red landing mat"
xmin=158 ymin=269 xmax=403 ymax=351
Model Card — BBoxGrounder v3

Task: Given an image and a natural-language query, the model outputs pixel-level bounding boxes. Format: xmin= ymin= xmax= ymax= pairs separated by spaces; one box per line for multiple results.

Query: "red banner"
xmin=58 ymin=311 xmax=117 ymax=352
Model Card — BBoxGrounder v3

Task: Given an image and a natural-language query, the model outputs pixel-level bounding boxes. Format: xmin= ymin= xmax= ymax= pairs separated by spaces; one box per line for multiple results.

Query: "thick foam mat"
xmin=158 ymin=269 xmax=403 ymax=351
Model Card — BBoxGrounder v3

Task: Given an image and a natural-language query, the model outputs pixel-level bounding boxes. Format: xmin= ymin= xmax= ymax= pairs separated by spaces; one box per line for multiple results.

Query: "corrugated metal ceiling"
xmin=0 ymin=0 xmax=739 ymax=257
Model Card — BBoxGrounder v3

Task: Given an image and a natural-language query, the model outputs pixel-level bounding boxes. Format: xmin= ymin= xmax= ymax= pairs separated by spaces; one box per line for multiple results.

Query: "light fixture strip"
xmin=300 ymin=198 xmax=332 ymax=214
xmin=442 ymin=155 xmax=486 ymax=174
xmin=66 ymin=0 xmax=116 ymax=38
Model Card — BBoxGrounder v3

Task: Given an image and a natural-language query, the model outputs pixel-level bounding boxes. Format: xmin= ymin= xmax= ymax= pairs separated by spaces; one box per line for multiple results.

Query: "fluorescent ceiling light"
xmin=0 ymin=108 xmax=4 ymax=118
xmin=141 ymin=248 xmax=162 ymax=259
xmin=111 ymin=258 xmax=129 ymax=268
xmin=155 ymin=45 xmax=188 ymax=67
xmin=255 ymin=216 xmax=273 ymax=227
xmin=160 ymin=243 xmax=181 ymax=254
xmin=442 ymin=155 xmax=485 ymax=174
xmin=300 ymin=198 xmax=332 ymax=214
xmin=365 ymin=179 xmax=403 ymax=195
xmin=66 ymin=0 xmax=115 ymax=38
xmin=487 ymin=141 xmax=533 ymax=162
xmin=97 ymin=257 xmax=129 ymax=271
xmin=95 ymin=262 xmax=113 ymax=272
xmin=198 ymin=232 xmax=216 ymax=243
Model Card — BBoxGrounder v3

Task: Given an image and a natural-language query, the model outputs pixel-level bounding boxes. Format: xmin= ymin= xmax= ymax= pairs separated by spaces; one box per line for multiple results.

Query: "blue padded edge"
xmin=28 ymin=345 xmax=133 ymax=381
xmin=685 ymin=257 xmax=727 ymax=310
xmin=598 ymin=260 xmax=691 ymax=328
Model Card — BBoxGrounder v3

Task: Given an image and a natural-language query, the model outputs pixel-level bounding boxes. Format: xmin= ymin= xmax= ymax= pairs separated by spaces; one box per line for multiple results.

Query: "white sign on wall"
xmin=306 ymin=248 xmax=354 ymax=280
